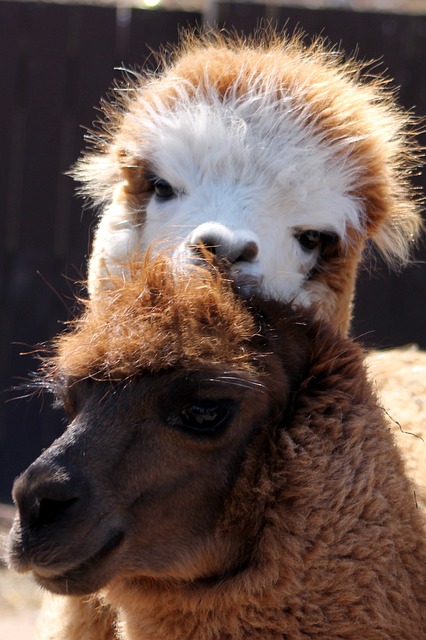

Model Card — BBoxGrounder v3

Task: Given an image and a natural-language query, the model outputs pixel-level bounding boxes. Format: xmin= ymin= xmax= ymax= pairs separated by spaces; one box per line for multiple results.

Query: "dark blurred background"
xmin=1 ymin=0 xmax=425 ymax=503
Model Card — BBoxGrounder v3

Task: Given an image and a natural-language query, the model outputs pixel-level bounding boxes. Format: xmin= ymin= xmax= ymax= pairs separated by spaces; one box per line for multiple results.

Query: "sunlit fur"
xmin=73 ymin=30 xmax=423 ymax=334
xmin=44 ymin=256 xmax=258 ymax=381
xmin=8 ymin=256 xmax=426 ymax=640
xmin=367 ymin=345 xmax=426 ymax=512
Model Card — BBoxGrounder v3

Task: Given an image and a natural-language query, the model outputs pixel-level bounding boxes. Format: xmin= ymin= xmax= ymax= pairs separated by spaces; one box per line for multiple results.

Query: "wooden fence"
xmin=0 ymin=0 xmax=425 ymax=501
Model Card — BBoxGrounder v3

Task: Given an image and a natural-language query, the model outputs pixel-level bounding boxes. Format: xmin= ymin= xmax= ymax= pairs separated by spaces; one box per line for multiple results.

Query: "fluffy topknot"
xmin=45 ymin=255 xmax=258 ymax=381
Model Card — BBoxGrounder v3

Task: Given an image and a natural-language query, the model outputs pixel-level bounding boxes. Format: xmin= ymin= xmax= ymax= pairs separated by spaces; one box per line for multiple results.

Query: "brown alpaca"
xmin=73 ymin=30 xmax=423 ymax=335
xmin=8 ymin=257 xmax=426 ymax=639
xmin=366 ymin=346 xmax=426 ymax=511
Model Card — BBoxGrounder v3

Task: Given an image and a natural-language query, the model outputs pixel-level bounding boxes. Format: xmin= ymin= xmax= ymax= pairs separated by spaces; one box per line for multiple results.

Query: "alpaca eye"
xmin=296 ymin=230 xmax=322 ymax=251
xmin=153 ymin=178 xmax=175 ymax=200
xmin=295 ymin=230 xmax=337 ymax=253
xmin=53 ymin=387 xmax=78 ymax=421
xmin=178 ymin=402 xmax=231 ymax=434
xmin=52 ymin=378 xmax=94 ymax=422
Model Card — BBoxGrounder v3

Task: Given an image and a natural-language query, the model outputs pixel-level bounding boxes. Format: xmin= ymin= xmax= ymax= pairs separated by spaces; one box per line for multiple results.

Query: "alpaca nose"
xmin=187 ymin=223 xmax=259 ymax=265
xmin=12 ymin=459 xmax=87 ymax=529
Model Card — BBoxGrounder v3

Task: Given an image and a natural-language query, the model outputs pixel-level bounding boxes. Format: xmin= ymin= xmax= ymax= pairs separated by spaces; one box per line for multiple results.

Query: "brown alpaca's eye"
xmin=154 ymin=178 xmax=175 ymax=200
xmin=178 ymin=402 xmax=231 ymax=434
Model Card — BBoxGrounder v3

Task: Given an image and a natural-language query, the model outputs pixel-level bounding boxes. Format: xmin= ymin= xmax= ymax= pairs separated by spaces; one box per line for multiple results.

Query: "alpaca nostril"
xmin=38 ymin=497 xmax=79 ymax=526
xmin=187 ymin=225 xmax=259 ymax=266
xmin=16 ymin=491 xmax=79 ymax=528
xmin=13 ymin=463 xmax=86 ymax=529
xmin=236 ymin=240 xmax=259 ymax=263
xmin=189 ymin=236 xmax=219 ymax=258
xmin=18 ymin=495 xmax=43 ymax=528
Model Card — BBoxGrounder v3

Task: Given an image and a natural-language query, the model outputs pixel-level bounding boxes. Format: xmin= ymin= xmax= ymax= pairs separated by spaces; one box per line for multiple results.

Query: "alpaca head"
xmin=74 ymin=31 xmax=422 ymax=334
xmin=8 ymin=256 xmax=309 ymax=596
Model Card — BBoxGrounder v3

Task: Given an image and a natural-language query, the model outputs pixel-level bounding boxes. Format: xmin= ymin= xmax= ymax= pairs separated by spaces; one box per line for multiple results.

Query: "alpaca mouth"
xmin=32 ymin=530 xmax=125 ymax=595
xmin=172 ymin=243 xmax=263 ymax=296
xmin=231 ymin=272 xmax=263 ymax=298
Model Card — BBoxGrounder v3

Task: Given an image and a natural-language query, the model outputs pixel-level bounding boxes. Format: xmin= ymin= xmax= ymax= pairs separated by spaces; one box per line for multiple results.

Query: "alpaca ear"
xmin=117 ymin=149 xmax=151 ymax=197
xmin=366 ymin=204 xmax=423 ymax=266
xmin=354 ymin=112 xmax=423 ymax=266
xmin=71 ymin=147 xmax=151 ymax=208
xmin=70 ymin=146 xmax=121 ymax=208
xmin=84 ymin=148 xmax=153 ymax=300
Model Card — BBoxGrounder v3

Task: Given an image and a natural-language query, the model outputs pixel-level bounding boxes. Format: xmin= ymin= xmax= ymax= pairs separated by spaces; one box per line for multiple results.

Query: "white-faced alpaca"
xmin=8 ymin=257 xmax=426 ymax=640
xmin=74 ymin=31 xmax=422 ymax=334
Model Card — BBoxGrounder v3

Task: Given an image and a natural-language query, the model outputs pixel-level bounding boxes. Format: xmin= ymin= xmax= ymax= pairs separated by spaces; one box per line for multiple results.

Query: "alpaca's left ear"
xmin=71 ymin=146 xmax=152 ymax=206
xmin=116 ymin=149 xmax=151 ymax=197
xmin=82 ymin=149 xmax=154 ymax=300
xmin=70 ymin=145 xmax=122 ymax=209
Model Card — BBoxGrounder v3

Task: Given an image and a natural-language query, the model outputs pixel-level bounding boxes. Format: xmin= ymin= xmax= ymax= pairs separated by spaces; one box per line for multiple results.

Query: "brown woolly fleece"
xmin=367 ymin=346 xmax=426 ymax=513
xmin=7 ymin=256 xmax=425 ymax=640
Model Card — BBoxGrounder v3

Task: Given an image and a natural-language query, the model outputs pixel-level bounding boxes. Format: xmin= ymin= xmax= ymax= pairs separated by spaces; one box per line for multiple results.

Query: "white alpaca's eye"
xmin=295 ymin=230 xmax=337 ymax=253
xmin=153 ymin=178 xmax=175 ymax=200
xmin=297 ymin=230 xmax=322 ymax=251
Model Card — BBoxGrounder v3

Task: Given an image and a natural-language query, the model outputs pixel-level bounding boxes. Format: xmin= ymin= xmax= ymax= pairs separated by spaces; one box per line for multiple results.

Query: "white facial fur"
xmin=90 ymin=85 xmax=365 ymax=307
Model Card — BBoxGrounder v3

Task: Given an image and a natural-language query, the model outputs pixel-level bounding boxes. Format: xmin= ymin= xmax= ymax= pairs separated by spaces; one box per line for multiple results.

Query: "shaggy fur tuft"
xmin=43 ymin=254 xmax=259 ymax=382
